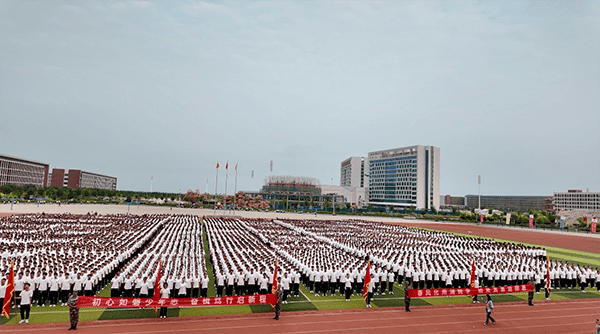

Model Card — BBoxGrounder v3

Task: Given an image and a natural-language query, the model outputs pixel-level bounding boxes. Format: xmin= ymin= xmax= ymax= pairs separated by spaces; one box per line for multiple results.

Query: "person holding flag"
xmin=2 ymin=261 xmax=15 ymax=320
xmin=273 ymin=277 xmax=283 ymax=320
xmin=363 ymin=259 xmax=373 ymax=308
xmin=153 ymin=260 xmax=162 ymax=317
xmin=545 ymin=254 xmax=551 ymax=300
xmin=67 ymin=290 xmax=79 ymax=330
xmin=469 ymin=259 xmax=479 ymax=304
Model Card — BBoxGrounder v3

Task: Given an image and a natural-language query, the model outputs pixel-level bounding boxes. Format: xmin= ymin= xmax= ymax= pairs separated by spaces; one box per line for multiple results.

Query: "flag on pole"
xmin=469 ymin=259 xmax=476 ymax=300
xmin=216 ymin=163 xmax=220 ymax=169
xmin=271 ymin=260 xmax=278 ymax=294
xmin=153 ymin=260 xmax=162 ymax=313
xmin=546 ymin=254 xmax=551 ymax=293
xmin=2 ymin=261 xmax=14 ymax=318
xmin=226 ymin=162 xmax=228 ymax=169
xmin=362 ymin=260 xmax=371 ymax=300
xmin=235 ymin=163 xmax=237 ymax=171
xmin=153 ymin=260 xmax=162 ymax=301
xmin=271 ymin=260 xmax=278 ymax=307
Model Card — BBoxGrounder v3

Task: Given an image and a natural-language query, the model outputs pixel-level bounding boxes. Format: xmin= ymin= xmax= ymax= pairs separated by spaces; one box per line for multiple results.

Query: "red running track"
xmin=5 ymin=299 xmax=599 ymax=334
xmin=390 ymin=222 xmax=599 ymax=253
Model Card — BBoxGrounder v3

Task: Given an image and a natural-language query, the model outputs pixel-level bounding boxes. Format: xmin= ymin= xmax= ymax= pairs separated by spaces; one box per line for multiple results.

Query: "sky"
xmin=1 ymin=0 xmax=599 ymax=196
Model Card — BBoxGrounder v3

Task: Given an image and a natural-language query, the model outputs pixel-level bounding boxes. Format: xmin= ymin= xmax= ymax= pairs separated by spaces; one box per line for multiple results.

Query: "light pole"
xmin=478 ymin=175 xmax=481 ymax=213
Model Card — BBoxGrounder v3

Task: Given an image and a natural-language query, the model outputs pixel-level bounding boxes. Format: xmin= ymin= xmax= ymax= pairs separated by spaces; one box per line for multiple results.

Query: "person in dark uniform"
xmin=273 ymin=277 xmax=282 ymax=320
xmin=404 ymin=284 xmax=411 ymax=312
xmin=528 ymin=279 xmax=534 ymax=306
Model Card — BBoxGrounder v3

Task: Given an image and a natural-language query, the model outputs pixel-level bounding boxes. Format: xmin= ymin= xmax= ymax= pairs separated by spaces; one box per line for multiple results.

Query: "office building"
xmin=553 ymin=190 xmax=600 ymax=211
xmin=50 ymin=168 xmax=117 ymax=190
xmin=464 ymin=195 xmax=550 ymax=211
xmin=367 ymin=145 xmax=440 ymax=210
xmin=0 ymin=154 xmax=50 ymax=188
xmin=340 ymin=157 xmax=366 ymax=188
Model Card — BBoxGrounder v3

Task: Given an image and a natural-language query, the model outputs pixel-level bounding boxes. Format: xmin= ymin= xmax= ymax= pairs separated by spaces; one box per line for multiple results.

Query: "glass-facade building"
xmin=367 ymin=145 xmax=440 ymax=210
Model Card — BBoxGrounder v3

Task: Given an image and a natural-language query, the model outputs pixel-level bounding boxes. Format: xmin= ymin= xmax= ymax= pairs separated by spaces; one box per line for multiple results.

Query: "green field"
xmin=3 ymin=224 xmax=599 ymax=325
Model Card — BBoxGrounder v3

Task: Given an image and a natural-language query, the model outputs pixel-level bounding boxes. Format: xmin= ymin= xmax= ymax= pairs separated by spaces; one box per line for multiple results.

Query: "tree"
xmin=324 ymin=200 xmax=330 ymax=209
xmin=536 ymin=215 xmax=549 ymax=224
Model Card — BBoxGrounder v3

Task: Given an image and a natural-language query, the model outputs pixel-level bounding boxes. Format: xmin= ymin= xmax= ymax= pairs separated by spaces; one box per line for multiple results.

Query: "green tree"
xmin=324 ymin=200 xmax=330 ymax=208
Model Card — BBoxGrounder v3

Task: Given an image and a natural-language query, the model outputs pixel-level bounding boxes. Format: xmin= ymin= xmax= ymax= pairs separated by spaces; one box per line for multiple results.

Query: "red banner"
xmin=407 ymin=284 xmax=533 ymax=298
xmin=591 ymin=218 xmax=597 ymax=234
xmin=77 ymin=294 xmax=277 ymax=308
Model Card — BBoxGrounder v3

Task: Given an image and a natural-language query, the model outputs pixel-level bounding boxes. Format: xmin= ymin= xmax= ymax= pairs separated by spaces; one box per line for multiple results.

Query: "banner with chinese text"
xmin=77 ymin=294 xmax=277 ymax=308
xmin=407 ymin=284 xmax=533 ymax=298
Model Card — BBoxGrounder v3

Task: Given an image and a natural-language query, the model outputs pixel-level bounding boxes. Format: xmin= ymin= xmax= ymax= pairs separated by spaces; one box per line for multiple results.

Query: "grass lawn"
xmin=2 ymin=224 xmax=598 ymax=325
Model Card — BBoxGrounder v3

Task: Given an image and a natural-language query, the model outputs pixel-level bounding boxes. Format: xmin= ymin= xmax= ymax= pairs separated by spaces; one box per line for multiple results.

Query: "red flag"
xmin=362 ymin=260 xmax=371 ymax=300
xmin=2 ymin=261 xmax=14 ymax=318
xmin=469 ymin=260 xmax=476 ymax=288
xmin=153 ymin=260 xmax=162 ymax=301
xmin=226 ymin=162 xmax=229 ymax=170
xmin=546 ymin=254 xmax=551 ymax=293
xmin=271 ymin=260 xmax=278 ymax=294
xmin=216 ymin=163 xmax=220 ymax=169
xmin=235 ymin=163 xmax=238 ymax=171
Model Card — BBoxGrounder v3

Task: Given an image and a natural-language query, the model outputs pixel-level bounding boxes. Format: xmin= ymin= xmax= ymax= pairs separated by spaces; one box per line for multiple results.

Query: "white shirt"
xmin=20 ymin=290 xmax=33 ymax=305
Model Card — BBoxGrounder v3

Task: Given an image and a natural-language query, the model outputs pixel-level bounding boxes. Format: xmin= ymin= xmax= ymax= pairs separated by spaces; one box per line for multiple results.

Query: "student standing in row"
xmin=159 ymin=283 xmax=169 ymax=318
xmin=18 ymin=283 xmax=32 ymax=324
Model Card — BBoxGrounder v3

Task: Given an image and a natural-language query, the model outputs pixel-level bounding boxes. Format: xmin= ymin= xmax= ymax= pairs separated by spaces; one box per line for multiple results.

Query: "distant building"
xmin=0 ymin=154 xmax=49 ymax=188
xmin=340 ymin=157 xmax=366 ymax=188
xmin=258 ymin=175 xmax=343 ymax=210
xmin=321 ymin=185 xmax=366 ymax=208
xmin=50 ymin=168 xmax=117 ymax=190
xmin=465 ymin=195 xmax=550 ymax=211
xmin=440 ymin=195 xmax=466 ymax=208
xmin=553 ymin=190 xmax=600 ymax=211
xmin=367 ymin=145 xmax=440 ymax=210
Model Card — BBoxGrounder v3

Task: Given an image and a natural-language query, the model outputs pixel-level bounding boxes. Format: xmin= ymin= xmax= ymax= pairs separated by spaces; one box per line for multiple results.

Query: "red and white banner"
xmin=407 ymin=284 xmax=533 ymax=298
xmin=77 ymin=294 xmax=277 ymax=308
xmin=591 ymin=217 xmax=597 ymax=234
xmin=529 ymin=215 xmax=534 ymax=227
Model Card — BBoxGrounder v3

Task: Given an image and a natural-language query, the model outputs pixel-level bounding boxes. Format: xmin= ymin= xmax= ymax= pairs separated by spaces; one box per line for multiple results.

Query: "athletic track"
xmin=6 ymin=299 xmax=599 ymax=334
xmin=391 ymin=222 xmax=599 ymax=253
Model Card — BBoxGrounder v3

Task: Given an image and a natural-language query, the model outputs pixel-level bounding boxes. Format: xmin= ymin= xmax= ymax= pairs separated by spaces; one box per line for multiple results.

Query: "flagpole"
xmin=214 ymin=163 xmax=219 ymax=216
xmin=224 ymin=161 xmax=229 ymax=217
xmin=233 ymin=164 xmax=238 ymax=216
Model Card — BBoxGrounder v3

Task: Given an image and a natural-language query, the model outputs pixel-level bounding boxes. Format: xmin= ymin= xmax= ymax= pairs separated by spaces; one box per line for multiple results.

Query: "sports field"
xmin=1 ymin=205 xmax=599 ymax=332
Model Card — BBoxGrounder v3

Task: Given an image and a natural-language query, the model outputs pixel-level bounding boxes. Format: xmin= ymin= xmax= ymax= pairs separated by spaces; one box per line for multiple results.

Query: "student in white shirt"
xmin=60 ymin=273 xmax=71 ymax=306
xmin=49 ymin=273 xmax=60 ymax=307
xmin=18 ymin=283 xmax=32 ymax=324
xmin=0 ymin=277 xmax=6 ymax=317
xmin=159 ymin=283 xmax=169 ymax=318
xmin=201 ymin=273 xmax=209 ymax=298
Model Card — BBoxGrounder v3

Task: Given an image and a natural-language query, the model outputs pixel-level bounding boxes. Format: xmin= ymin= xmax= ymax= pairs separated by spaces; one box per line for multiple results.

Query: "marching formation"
xmin=1 ymin=214 xmax=599 ymax=326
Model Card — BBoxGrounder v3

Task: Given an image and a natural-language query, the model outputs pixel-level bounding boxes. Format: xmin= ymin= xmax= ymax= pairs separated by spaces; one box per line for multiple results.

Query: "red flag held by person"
xmin=469 ymin=259 xmax=476 ymax=288
xmin=153 ymin=260 xmax=162 ymax=301
xmin=2 ymin=261 xmax=14 ymax=318
xmin=546 ymin=254 xmax=551 ymax=293
xmin=362 ymin=260 xmax=371 ymax=300
xmin=271 ymin=260 xmax=278 ymax=294
xmin=152 ymin=260 xmax=162 ymax=314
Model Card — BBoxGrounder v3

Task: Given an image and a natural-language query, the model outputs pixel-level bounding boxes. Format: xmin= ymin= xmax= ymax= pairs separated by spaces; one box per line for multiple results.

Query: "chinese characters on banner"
xmin=76 ymin=294 xmax=277 ymax=308
xmin=407 ymin=284 xmax=533 ymax=299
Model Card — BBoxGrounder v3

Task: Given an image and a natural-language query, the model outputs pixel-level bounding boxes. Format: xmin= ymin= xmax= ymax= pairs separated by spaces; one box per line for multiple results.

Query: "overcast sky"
xmin=1 ymin=0 xmax=598 ymax=196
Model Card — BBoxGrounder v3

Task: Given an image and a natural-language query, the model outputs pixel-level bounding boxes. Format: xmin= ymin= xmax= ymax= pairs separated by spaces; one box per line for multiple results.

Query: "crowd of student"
xmin=1 ymin=214 xmax=598 ymax=319
xmin=108 ymin=215 xmax=210 ymax=299
xmin=204 ymin=217 xmax=599 ymax=302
